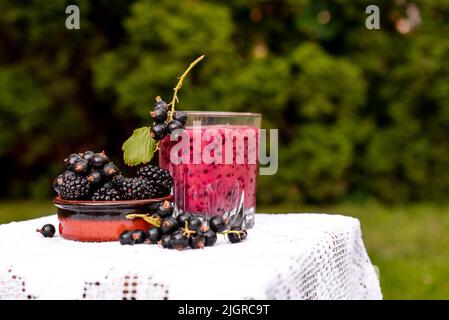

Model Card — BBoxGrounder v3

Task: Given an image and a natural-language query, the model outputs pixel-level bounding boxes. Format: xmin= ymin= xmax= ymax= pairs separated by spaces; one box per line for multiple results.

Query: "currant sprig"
xmin=122 ymin=55 xmax=205 ymax=167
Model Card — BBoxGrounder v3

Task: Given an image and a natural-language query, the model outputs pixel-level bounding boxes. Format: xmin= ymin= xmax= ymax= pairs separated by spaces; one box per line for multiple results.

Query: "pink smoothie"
xmin=159 ymin=125 xmax=258 ymax=226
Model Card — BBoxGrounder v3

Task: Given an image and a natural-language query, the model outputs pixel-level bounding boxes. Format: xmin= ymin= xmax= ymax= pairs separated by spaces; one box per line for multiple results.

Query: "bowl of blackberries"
xmin=53 ymin=150 xmax=173 ymax=242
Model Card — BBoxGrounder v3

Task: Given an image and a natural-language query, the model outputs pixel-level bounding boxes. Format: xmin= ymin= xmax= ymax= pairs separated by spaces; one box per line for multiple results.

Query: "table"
xmin=0 ymin=213 xmax=382 ymax=300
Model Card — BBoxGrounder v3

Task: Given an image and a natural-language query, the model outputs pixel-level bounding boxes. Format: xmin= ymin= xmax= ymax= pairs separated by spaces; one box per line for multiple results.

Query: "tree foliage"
xmin=0 ymin=0 xmax=448 ymax=204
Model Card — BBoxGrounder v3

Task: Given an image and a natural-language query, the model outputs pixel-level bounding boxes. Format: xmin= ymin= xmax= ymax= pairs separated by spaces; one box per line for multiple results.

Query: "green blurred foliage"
xmin=0 ymin=0 xmax=448 ymax=205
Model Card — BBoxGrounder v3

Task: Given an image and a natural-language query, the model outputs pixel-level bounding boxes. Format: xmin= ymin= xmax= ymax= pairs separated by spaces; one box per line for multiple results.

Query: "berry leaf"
xmin=122 ymin=127 xmax=156 ymax=166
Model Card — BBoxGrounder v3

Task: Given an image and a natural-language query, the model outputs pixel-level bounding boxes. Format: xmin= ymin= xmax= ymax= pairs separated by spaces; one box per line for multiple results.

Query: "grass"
xmin=1 ymin=200 xmax=448 ymax=299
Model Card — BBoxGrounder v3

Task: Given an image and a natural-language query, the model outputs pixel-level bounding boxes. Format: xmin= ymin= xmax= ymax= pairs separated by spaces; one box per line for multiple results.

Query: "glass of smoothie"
xmin=159 ymin=111 xmax=261 ymax=229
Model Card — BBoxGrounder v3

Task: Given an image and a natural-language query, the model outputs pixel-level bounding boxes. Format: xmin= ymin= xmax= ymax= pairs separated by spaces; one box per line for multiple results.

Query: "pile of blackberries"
xmin=150 ymin=96 xmax=187 ymax=140
xmin=53 ymin=151 xmax=173 ymax=201
xmin=120 ymin=201 xmax=248 ymax=250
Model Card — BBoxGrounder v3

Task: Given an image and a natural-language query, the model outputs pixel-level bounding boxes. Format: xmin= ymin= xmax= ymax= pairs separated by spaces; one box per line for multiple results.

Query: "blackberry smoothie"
xmin=159 ymin=121 xmax=259 ymax=228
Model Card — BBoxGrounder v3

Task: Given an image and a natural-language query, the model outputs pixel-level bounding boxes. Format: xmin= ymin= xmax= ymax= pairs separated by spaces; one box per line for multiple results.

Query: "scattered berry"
xmin=131 ymin=230 xmax=146 ymax=244
xmin=202 ymin=228 xmax=217 ymax=247
xmin=157 ymin=201 xmax=173 ymax=218
xmin=119 ymin=230 xmax=134 ymax=245
xmin=160 ymin=234 xmax=173 ymax=249
xmin=160 ymin=217 xmax=179 ymax=234
xmin=187 ymin=217 xmax=203 ymax=233
xmin=177 ymin=212 xmax=192 ymax=226
xmin=146 ymin=226 xmax=162 ymax=244
xmin=227 ymin=226 xmax=247 ymax=244
xmin=189 ymin=234 xmax=205 ymax=249
xmin=170 ymin=230 xmax=189 ymax=251
xmin=209 ymin=215 xmax=227 ymax=233
xmin=37 ymin=224 xmax=56 ymax=238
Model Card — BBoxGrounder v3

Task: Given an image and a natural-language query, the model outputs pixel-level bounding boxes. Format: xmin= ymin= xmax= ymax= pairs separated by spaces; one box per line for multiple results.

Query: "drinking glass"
xmin=159 ymin=111 xmax=261 ymax=228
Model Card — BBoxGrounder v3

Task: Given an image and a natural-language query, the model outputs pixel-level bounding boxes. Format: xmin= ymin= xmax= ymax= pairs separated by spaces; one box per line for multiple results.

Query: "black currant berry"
xmin=146 ymin=226 xmax=162 ymax=244
xmin=160 ymin=234 xmax=173 ymax=249
xmin=187 ymin=217 xmax=203 ymax=233
xmin=177 ymin=212 xmax=192 ymax=227
xmin=154 ymin=96 xmax=167 ymax=110
xmin=160 ymin=217 xmax=179 ymax=234
xmin=86 ymin=170 xmax=102 ymax=186
xmin=53 ymin=174 xmax=64 ymax=193
xmin=102 ymin=163 xmax=119 ymax=178
xmin=150 ymin=108 xmax=168 ymax=123
xmin=73 ymin=159 xmax=91 ymax=176
xmin=227 ymin=226 xmax=247 ymax=243
xmin=82 ymin=151 xmax=95 ymax=163
xmin=36 ymin=224 xmax=56 ymax=238
xmin=157 ymin=201 xmax=173 ymax=219
xmin=151 ymin=123 xmax=167 ymax=140
xmin=64 ymin=153 xmax=81 ymax=170
xmin=189 ymin=234 xmax=205 ymax=249
xmin=119 ymin=230 xmax=134 ymax=245
xmin=131 ymin=230 xmax=146 ymax=244
xmin=209 ymin=215 xmax=227 ymax=233
xmin=170 ymin=230 xmax=189 ymax=251
xmin=172 ymin=111 xmax=187 ymax=125
xmin=167 ymin=120 xmax=184 ymax=134
xmin=202 ymin=228 xmax=217 ymax=247
xmin=91 ymin=151 xmax=109 ymax=169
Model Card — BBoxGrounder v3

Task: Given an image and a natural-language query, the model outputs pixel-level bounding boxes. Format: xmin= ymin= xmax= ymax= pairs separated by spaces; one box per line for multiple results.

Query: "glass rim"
xmin=184 ymin=111 xmax=261 ymax=117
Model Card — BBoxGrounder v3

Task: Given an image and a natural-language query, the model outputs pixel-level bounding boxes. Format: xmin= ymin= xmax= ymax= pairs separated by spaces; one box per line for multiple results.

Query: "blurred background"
xmin=1 ymin=0 xmax=448 ymax=299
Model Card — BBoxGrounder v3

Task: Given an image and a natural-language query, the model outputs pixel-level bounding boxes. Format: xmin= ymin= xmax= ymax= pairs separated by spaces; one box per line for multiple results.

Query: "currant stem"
xmin=167 ymin=55 xmax=205 ymax=122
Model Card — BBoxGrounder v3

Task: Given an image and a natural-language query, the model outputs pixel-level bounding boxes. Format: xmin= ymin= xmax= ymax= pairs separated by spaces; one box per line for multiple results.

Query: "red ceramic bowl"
xmin=53 ymin=195 xmax=173 ymax=242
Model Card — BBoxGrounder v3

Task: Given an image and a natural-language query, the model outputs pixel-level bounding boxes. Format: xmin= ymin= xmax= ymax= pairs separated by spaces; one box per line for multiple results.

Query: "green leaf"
xmin=122 ymin=127 xmax=156 ymax=166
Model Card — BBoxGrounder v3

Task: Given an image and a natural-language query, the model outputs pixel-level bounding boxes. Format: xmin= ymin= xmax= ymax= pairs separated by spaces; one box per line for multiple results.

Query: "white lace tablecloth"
xmin=0 ymin=214 xmax=381 ymax=300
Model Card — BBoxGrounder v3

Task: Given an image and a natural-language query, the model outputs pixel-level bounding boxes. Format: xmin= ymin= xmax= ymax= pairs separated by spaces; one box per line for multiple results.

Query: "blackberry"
xmin=136 ymin=165 xmax=173 ymax=190
xmin=151 ymin=123 xmax=167 ymax=141
xmin=172 ymin=111 xmax=187 ymax=125
xmin=64 ymin=153 xmax=81 ymax=170
xmin=150 ymin=108 xmax=167 ymax=123
xmin=92 ymin=184 xmax=122 ymax=201
xmin=59 ymin=174 xmax=91 ymax=200
xmin=116 ymin=177 xmax=156 ymax=200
